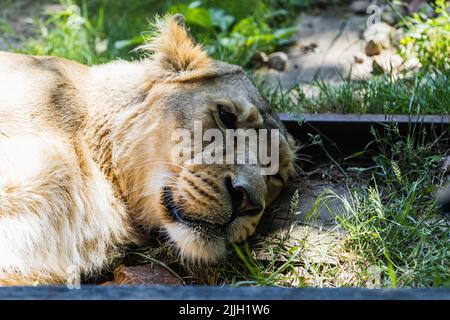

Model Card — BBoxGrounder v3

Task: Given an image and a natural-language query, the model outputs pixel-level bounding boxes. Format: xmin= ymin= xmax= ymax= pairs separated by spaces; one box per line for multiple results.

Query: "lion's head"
xmin=111 ymin=15 xmax=297 ymax=263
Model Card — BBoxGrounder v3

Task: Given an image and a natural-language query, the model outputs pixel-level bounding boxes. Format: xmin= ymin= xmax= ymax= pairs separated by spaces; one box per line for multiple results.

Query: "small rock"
xmin=406 ymin=0 xmax=430 ymax=14
xmin=299 ymin=42 xmax=318 ymax=54
xmin=252 ymin=52 xmax=269 ymax=66
xmin=268 ymin=52 xmax=288 ymax=71
xmin=107 ymin=264 xmax=183 ymax=285
xmin=365 ymin=40 xmax=382 ymax=56
xmin=416 ymin=3 xmax=436 ymax=18
xmin=354 ymin=53 xmax=365 ymax=64
xmin=350 ymin=0 xmax=371 ymax=14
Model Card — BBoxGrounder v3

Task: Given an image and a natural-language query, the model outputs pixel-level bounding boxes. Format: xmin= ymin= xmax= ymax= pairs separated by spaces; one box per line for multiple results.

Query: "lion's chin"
xmin=164 ymin=222 xmax=227 ymax=264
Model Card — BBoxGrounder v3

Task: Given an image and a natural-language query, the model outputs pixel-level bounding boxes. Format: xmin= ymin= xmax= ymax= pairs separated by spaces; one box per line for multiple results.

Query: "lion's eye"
xmin=218 ymin=105 xmax=237 ymax=129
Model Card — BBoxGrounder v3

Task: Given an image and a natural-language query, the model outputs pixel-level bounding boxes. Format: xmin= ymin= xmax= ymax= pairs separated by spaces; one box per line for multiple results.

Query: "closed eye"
xmin=217 ymin=104 xmax=237 ymax=129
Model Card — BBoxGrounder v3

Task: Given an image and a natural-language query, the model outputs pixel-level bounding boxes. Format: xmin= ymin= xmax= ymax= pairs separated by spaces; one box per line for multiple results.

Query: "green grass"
xmin=327 ymin=125 xmax=449 ymax=287
xmin=261 ymin=67 xmax=450 ymax=115
xmin=16 ymin=1 xmax=110 ymax=65
xmin=8 ymin=0 xmax=303 ymax=66
xmin=258 ymin=0 xmax=450 ymax=115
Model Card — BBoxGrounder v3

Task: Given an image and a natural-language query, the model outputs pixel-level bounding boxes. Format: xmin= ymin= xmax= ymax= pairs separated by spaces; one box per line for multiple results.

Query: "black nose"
xmin=226 ymin=177 xmax=264 ymax=218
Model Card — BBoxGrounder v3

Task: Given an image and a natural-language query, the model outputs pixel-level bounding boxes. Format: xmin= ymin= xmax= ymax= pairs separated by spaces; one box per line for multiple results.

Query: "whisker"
xmin=123 ymin=174 xmax=177 ymax=196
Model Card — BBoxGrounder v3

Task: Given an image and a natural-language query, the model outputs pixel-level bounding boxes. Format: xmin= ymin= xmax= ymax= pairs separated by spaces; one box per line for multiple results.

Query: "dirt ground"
xmin=0 ymin=0 xmax=58 ymax=50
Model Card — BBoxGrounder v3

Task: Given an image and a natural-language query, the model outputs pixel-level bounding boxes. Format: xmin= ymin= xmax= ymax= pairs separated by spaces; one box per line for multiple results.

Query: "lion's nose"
xmin=226 ymin=177 xmax=264 ymax=218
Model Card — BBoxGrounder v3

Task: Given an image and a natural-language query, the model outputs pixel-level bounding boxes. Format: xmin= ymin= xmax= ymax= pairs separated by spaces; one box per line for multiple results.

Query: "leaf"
xmin=184 ymin=8 xmax=213 ymax=29
xmin=208 ymin=8 xmax=235 ymax=32
xmin=273 ymin=27 xmax=297 ymax=39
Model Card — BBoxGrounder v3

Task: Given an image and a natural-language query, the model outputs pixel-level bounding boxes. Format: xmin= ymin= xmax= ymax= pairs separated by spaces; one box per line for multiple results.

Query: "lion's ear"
xmin=143 ymin=14 xmax=213 ymax=80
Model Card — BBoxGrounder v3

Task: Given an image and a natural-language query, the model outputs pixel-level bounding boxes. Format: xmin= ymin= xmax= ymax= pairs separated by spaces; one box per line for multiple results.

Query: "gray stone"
xmin=381 ymin=3 xmax=406 ymax=25
xmin=268 ymin=52 xmax=288 ymax=71
xmin=381 ymin=10 xmax=401 ymax=25
xmin=252 ymin=51 xmax=269 ymax=66
xmin=407 ymin=0 xmax=435 ymax=17
xmin=349 ymin=0 xmax=371 ymax=14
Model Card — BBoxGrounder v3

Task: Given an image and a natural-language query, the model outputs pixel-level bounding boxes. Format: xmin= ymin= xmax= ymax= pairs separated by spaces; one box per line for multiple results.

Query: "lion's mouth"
xmin=162 ymin=186 xmax=226 ymax=238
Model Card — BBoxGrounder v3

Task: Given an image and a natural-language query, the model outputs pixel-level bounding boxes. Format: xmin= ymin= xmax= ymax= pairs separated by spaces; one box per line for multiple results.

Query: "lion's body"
xmin=0 ymin=16 xmax=295 ymax=285
xmin=0 ymin=53 xmax=151 ymax=284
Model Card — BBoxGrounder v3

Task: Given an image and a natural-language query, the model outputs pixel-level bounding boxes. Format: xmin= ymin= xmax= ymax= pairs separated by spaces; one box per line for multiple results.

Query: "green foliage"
xmin=262 ymin=68 xmax=450 ymax=115
xmin=329 ymin=125 xmax=449 ymax=287
xmin=17 ymin=0 xmax=109 ymax=65
xmin=0 ymin=19 xmax=14 ymax=37
xmin=14 ymin=0 xmax=298 ymax=67
xmin=158 ymin=0 xmax=297 ymax=66
xmin=400 ymin=0 xmax=450 ymax=70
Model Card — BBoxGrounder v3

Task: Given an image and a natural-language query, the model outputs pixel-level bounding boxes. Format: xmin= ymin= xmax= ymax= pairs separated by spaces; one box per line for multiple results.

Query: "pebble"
xmin=252 ymin=51 xmax=269 ymax=66
xmin=268 ymin=52 xmax=288 ymax=71
xmin=349 ymin=0 xmax=371 ymax=14
xmin=104 ymin=264 xmax=183 ymax=285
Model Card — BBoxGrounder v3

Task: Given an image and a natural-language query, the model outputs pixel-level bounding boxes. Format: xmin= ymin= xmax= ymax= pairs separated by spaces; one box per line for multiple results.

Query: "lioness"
xmin=0 ymin=15 xmax=296 ymax=285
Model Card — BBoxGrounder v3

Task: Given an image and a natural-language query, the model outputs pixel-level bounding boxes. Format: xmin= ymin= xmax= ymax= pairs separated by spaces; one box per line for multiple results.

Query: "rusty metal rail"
xmin=280 ymin=113 xmax=450 ymax=165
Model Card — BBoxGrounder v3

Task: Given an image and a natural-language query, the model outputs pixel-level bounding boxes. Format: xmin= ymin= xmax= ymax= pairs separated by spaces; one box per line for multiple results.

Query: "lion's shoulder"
xmin=0 ymin=52 xmax=89 ymax=136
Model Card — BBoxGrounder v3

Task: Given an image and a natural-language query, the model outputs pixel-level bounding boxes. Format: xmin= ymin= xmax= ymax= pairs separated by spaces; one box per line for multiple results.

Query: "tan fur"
xmin=0 ymin=15 xmax=296 ymax=285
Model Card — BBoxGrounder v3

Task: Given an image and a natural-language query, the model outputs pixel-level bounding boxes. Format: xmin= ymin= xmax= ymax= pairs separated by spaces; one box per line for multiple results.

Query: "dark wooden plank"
xmin=0 ymin=286 xmax=448 ymax=300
